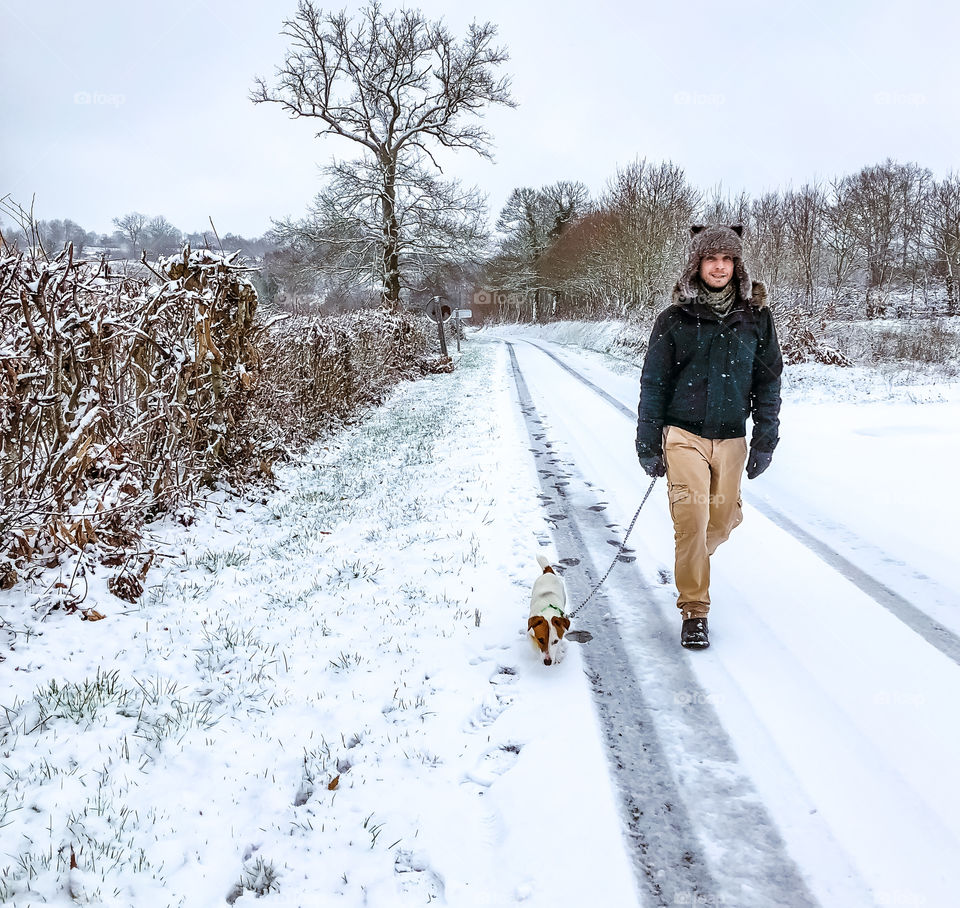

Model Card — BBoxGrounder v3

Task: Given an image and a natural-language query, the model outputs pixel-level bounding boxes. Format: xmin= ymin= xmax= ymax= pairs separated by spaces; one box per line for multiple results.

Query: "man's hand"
xmin=746 ymin=447 xmax=773 ymax=479
xmin=638 ymin=453 xmax=666 ymax=478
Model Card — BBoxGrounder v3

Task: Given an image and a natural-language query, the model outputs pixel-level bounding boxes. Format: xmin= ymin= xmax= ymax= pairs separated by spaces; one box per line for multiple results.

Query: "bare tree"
xmin=273 ymin=154 xmax=488 ymax=301
xmin=840 ymin=160 xmax=930 ymax=313
xmin=491 ymin=181 xmax=590 ymax=319
xmin=536 ymin=209 xmax=611 ymax=317
xmin=144 ymin=215 xmax=183 ymax=256
xmin=700 ymin=185 xmax=751 ymax=227
xmin=261 ymin=241 xmax=326 ymax=314
xmin=924 ymin=173 xmax=960 ymax=313
xmin=597 ymin=159 xmax=699 ymax=313
xmin=489 ymin=187 xmax=543 ymax=319
xmin=746 ymin=192 xmax=789 ymax=297
xmin=822 ymin=177 xmax=862 ymax=303
xmin=783 ymin=182 xmax=825 ymax=302
xmin=897 ymin=162 xmax=933 ymax=304
xmin=252 ymin=0 xmax=514 ymax=310
xmin=532 ymin=180 xmax=592 ymax=317
xmin=113 ymin=211 xmax=148 ymax=254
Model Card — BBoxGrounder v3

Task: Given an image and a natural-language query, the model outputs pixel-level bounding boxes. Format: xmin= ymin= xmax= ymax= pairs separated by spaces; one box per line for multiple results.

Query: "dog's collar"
xmin=541 ymin=604 xmax=566 ymax=617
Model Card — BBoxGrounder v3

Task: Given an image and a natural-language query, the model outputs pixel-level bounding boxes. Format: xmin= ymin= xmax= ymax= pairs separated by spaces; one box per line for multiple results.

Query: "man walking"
xmin=636 ymin=225 xmax=783 ymax=649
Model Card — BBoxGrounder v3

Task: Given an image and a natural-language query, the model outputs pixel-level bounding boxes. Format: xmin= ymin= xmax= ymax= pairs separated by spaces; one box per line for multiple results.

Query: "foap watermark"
xmin=673 ymin=91 xmax=726 ymax=106
xmin=875 ymin=889 xmax=927 ymax=907
xmin=74 ymin=90 xmax=126 ymax=108
xmin=674 ymin=690 xmax=724 ymax=707
xmin=673 ymin=891 xmax=734 ymax=905
xmin=689 ymin=491 xmax=728 ymax=506
xmin=873 ymin=91 xmax=927 ymax=107
xmin=472 ymin=289 xmax=525 ymax=307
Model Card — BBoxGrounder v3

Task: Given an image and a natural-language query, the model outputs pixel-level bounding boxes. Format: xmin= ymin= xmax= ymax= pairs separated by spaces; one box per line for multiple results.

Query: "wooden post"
xmin=437 ymin=317 xmax=448 ymax=356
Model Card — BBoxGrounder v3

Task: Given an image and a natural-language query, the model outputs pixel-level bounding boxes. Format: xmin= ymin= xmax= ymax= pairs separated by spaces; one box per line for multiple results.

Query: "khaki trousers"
xmin=663 ymin=426 xmax=748 ymax=619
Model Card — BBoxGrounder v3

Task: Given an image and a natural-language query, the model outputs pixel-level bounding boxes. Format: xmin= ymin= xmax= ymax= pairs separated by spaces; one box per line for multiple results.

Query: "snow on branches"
xmin=1 ymin=238 xmax=438 ymax=592
xmin=0 ymin=243 xmax=262 ymax=566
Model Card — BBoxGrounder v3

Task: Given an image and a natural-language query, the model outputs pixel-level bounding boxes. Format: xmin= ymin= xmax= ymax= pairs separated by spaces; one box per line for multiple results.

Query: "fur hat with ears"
xmin=678 ymin=224 xmax=754 ymax=301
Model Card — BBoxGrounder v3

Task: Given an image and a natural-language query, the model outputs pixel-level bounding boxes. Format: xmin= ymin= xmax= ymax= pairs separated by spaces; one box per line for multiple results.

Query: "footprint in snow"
xmin=490 ymin=665 xmax=518 ymax=685
xmin=468 ymin=645 xmax=511 ymax=667
xmin=465 ymin=692 xmax=516 ymax=732
xmin=395 ymin=851 xmax=445 ymax=901
xmin=463 ymin=743 xmax=523 ymax=788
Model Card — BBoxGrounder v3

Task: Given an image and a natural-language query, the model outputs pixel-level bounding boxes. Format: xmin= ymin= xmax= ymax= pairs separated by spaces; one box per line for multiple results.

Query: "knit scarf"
xmin=696 ymin=278 xmax=736 ymax=317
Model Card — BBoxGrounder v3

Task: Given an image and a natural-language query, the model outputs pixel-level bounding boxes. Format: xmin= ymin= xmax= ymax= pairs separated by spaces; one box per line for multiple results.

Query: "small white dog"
xmin=528 ymin=554 xmax=570 ymax=666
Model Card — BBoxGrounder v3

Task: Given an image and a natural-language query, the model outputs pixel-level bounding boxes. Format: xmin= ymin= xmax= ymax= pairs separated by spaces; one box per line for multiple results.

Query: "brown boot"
xmin=681 ymin=617 xmax=709 ymax=649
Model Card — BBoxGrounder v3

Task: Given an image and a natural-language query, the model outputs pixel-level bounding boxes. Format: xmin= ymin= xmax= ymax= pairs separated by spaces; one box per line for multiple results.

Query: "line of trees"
xmin=0 ymin=210 xmax=272 ymax=261
xmin=0 ymin=203 xmax=384 ymax=316
xmin=7 ymin=154 xmax=958 ymax=325
xmin=258 ymin=155 xmax=960 ymax=322
xmin=487 ymin=158 xmax=960 ymax=321
xmin=244 ymin=3 xmax=958 ymax=324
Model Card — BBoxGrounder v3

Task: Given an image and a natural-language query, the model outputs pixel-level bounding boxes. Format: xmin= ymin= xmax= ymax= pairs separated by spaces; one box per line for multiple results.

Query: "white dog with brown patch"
xmin=528 ymin=554 xmax=570 ymax=666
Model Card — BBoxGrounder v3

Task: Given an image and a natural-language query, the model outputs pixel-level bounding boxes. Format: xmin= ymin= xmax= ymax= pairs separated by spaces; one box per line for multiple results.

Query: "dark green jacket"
xmin=636 ymin=280 xmax=783 ymax=456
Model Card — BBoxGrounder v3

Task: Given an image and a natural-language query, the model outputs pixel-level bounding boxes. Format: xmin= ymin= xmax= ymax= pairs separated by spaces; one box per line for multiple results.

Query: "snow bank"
xmin=482 ymin=319 xmax=960 ymax=405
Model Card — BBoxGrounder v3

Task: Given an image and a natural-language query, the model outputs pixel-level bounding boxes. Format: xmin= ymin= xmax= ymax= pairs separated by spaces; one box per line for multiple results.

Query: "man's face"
xmin=699 ymin=253 xmax=735 ymax=290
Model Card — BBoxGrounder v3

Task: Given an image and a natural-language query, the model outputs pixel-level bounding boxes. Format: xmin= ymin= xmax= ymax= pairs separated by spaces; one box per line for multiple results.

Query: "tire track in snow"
xmin=507 ymin=342 xmax=818 ymax=908
xmin=520 ymin=337 xmax=960 ymax=668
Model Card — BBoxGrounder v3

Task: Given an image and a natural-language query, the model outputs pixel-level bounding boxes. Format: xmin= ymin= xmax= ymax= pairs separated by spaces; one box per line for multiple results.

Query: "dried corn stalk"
xmin=1 ymin=242 xmax=260 ymax=563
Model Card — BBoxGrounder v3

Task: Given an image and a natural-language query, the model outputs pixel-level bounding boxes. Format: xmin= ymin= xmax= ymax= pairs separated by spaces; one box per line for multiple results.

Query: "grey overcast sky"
xmin=2 ymin=0 xmax=958 ymax=238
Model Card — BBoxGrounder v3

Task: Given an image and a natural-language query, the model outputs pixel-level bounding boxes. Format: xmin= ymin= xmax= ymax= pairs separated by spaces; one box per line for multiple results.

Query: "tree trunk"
xmin=381 ymin=158 xmax=402 ymax=311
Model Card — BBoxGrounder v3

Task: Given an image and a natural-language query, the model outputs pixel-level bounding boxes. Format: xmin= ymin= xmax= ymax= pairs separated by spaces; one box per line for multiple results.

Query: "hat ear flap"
xmin=729 ymin=224 xmax=744 ymax=237
xmin=689 ymin=224 xmax=707 ymax=237
xmin=735 ymin=260 xmax=753 ymax=300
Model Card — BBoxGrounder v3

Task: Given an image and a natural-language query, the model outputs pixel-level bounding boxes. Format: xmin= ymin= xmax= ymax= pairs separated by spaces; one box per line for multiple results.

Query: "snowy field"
xmin=3 ymin=324 xmax=960 ymax=907
xmin=0 ymin=343 xmax=640 ymax=907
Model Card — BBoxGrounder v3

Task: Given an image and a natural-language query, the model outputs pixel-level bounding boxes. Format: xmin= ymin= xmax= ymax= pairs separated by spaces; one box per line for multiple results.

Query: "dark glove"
xmin=746 ymin=447 xmax=773 ymax=480
xmin=638 ymin=453 xmax=666 ymax=478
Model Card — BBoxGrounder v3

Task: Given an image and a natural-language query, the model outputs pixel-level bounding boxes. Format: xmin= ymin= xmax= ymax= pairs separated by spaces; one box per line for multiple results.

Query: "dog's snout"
xmin=543 ymin=656 xmax=553 ymax=666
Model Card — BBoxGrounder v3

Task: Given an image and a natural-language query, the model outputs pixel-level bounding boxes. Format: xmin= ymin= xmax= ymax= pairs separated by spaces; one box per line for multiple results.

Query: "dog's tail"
xmin=536 ymin=554 xmax=555 ymax=574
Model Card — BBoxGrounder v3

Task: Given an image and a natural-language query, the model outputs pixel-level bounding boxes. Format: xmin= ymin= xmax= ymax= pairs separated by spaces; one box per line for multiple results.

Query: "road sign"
xmin=453 ymin=309 xmax=472 ymax=319
xmin=425 ymin=299 xmax=452 ymax=323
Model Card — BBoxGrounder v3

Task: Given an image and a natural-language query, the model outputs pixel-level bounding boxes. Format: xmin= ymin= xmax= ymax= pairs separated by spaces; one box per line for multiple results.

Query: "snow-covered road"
xmin=508 ymin=342 xmax=817 ymax=907
xmin=505 ymin=335 xmax=960 ymax=908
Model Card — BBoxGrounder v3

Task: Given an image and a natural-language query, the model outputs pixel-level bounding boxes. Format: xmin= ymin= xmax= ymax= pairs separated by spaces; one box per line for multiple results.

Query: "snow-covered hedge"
xmin=254 ymin=308 xmax=435 ymax=451
xmin=0 ymin=245 xmax=261 ymax=566
xmin=0 ymin=243 xmax=434 ymax=581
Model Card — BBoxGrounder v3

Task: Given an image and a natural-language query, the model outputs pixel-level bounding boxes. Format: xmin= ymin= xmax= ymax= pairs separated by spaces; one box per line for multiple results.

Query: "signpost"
xmin=425 ymin=297 xmax=452 ymax=356
xmin=451 ymin=308 xmax=472 ymax=352
xmin=425 ymin=299 xmax=452 ymax=323
xmin=426 ymin=299 xmax=472 ymax=355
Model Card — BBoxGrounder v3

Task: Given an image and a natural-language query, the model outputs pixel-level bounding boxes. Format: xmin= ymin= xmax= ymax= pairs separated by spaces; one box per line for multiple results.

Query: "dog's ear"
xmin=528 ymin=615 xmax=549 ymax=650
xmin=553 ymin=615 xmax=571 ymax=637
